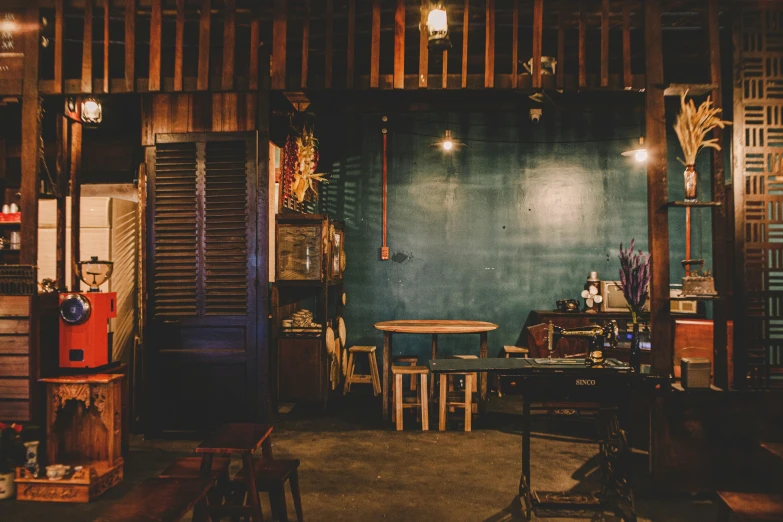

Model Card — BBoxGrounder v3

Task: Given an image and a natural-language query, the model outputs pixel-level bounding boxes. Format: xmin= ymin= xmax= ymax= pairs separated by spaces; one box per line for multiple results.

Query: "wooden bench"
xmin=716 ymin=491 xmax=783 ymax=521
xmin=95 ymin=477 xmax=215 ymax=522
xmin=234 ymin=458 xmax=304 ymax=522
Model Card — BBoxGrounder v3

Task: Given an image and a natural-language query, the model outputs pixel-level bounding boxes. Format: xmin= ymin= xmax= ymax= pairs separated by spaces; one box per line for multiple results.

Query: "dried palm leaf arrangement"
xmin=673 ymin=93 xmax=732 ymax=201
xmin=285 ymin=126 xmax=329 ymax=203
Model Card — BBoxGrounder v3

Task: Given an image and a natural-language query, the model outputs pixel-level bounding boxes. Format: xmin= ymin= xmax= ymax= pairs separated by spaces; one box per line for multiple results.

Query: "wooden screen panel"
xmin=151 ymin=142 xmax=199 ymax=317
xmin=734 ymin=3 xmax=783 ymax=387
xmin=204 ymin=141 xmax=250 ymax=315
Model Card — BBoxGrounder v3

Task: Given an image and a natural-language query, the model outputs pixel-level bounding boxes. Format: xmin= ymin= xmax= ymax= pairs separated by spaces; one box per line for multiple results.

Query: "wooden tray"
xmin=15 ymin=459 xmax=123 ymax=503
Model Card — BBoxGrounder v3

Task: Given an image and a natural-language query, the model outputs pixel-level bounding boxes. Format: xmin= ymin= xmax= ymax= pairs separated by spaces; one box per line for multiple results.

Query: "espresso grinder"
xmin=59 ymin=257 xmax=117 ymax=369
xmin=547 ymin=320 xmax=619 ymax=367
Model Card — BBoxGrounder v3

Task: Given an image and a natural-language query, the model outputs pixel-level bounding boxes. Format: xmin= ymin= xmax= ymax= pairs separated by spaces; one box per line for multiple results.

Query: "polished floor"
xmin=2 ymin=394 xmax=717 ymax=521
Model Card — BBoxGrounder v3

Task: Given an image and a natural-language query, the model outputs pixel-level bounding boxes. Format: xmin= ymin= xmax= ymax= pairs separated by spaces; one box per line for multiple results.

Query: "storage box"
xmin=681 ymin=356 xmax=711 ymax=389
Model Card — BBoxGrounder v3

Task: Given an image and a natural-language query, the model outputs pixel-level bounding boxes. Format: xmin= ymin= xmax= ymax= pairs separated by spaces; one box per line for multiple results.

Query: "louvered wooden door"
xmin=147 ymin=133 xmax=259 ymax=436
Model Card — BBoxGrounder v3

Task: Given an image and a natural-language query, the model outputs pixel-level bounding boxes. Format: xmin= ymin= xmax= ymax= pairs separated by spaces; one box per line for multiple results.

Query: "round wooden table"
xmin=374 ymin=320 xmax=498 ymax=421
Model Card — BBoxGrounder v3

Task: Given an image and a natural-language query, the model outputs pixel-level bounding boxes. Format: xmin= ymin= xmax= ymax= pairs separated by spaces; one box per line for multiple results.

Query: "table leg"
xmin=522 ymin=396 xmax=531 ymax=499
xmin=430 ymin=334 xmax=438 ymax=401
xmin=383 ymin=332 xmax=392 ymax=421
xmin=262 ymin=437 xmax=273 ymax=460
xmin=199 ymin=454 xmax=214 ymax=478
xmin=439 ymin=374 xmax=447 ymax=431
xmin=479 ymin=331 xmax=488 ymax=414
xmin=242 ymin=453 xmax=265 ymax=522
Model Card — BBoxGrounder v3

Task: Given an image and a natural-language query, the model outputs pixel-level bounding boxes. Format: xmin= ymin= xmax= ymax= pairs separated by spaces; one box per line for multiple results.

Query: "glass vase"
xmin=684 ymin=164 xmax=698 ymax=202
xmin=630 ymin=321 xmax=641 ymax=373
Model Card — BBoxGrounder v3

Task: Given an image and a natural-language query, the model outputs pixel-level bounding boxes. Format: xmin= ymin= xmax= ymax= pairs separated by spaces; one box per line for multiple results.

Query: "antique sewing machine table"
xmin=428 ymin=357 xmax=666 ymax=521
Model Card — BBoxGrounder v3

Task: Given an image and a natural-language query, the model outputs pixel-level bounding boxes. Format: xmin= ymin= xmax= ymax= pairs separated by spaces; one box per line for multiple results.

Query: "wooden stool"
xmin=343 ymin=346 xmax=381 ymax=396
xmin=392 ymin=366 xmax=429 ymax=431
xmin=439 ymin=372 xmax=474 ymax=432
xmin=392 ymin=355 xmax=419 ymax=391
xmin=233 ymin=459 xmax=304 ymax=522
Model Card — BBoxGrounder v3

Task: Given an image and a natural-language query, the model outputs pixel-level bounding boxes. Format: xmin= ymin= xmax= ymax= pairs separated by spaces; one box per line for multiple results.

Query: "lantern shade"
xmin=426 ymin=6 xmax=451 ymax=50
xmin=81 ymin=98 xmax=102 ymax=125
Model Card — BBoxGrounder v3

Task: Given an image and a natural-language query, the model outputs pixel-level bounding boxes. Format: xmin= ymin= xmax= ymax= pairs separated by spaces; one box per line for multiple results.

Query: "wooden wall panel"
xmin=174 ymin=0 xmax=185 ymax=92
xmin=222 ymin=0 xmax=236 ymax=91
xmin=103 ymin=0 xmax=110 ymax=93
xmin=149 ymin=0 xmax=162 ymax=92
xmin=371 ymin=0 xmax=381 ymax=88
xmin=485 ymin=0 xmax=495 ymax=88
xmin=394 ymin=0 xmax=405 ymax=90
xmin=20 ymin=8 xmax=40 ymax=267
xmin=272 ymin=0 xmax=287 ymax=90
xmin=198 ymin=0 xmax=211 ymax=91
xmin=82 ymin=0 xmax=93 ymax=94
xmin=125 ymin=0 xmax=135 ymax=92
xmin=54 ymin=0 xmax=63 ymax=93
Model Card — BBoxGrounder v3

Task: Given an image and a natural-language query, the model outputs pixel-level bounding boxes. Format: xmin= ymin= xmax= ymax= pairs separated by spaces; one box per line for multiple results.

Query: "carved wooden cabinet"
xmin=15 ymin=374 xmax=124 ymax=502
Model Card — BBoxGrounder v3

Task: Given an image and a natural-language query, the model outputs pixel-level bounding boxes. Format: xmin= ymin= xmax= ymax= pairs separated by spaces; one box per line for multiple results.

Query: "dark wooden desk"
xmin=429 ymin=357 xmax=666 ymax=520
xmin=95 ymin=477 xmax=215 ymax=522
xmin=374 ymin=320 xmax=498 ymax=421
xmin=196 ymin=423 xmax=274 ymax=522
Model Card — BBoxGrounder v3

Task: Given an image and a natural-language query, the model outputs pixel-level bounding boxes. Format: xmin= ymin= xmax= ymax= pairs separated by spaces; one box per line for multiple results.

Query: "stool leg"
xmin=369 ymin=353 xmax=381 ymax=396
xmin=420 ymin=374 xmax=429 ymax=431
xmin=270 ymin=484 xmax=289 ymax=522
xmin=343 ymin=353 xmax=355 ymax=395
xmin=439 ymin=374 xmax=447 ymax=431
xmin=464 ymin=374 xmax=473 ymax=432
xmin=395 ymin=373 xmax=403 ymax=431
xmin=289 ymin=470 xmax=304 ymax=522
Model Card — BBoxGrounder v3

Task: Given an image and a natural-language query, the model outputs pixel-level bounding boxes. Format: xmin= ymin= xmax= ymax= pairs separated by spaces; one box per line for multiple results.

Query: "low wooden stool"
xmin=392 ymin=366 xmax=429 ymax=431
xmin=343 ymin=346 xmax=381 ymax=396
xmin=439 ymin=372 xmax=474 ymax=432
xmin=234 ymin=459 xmax=304 ymax=522
xmin=392 ymin=355 xmax=419 ymax=391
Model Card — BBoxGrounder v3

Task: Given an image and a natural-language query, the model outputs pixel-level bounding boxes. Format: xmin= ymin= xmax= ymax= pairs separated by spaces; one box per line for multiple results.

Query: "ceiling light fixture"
xmin=621 ymin=136 xmax=647 ymax=163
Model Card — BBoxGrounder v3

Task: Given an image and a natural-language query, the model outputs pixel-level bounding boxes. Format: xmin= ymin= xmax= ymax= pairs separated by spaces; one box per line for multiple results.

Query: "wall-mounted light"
xmin=0 ymin=17 xmax=18 ymax=35
xmin=426 ymin=4 xmax=451 ymax=51
xmin=621 ymin=137 xmax=647 ymax=163
xmin=432 ymin=129 xmax=464 ymax=152
xmin=81 ymin=97 xmax=102 ymax=125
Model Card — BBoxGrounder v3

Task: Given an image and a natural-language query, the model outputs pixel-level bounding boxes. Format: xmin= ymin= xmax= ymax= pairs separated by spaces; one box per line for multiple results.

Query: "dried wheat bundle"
xmin=673 ymin=93 xmax=732 ymax=166
xmin=291 ymin=126 xmax=329 ymax=202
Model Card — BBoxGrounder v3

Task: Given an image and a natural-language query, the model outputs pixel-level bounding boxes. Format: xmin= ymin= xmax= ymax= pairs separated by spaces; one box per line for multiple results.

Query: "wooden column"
xmin=56 ymin=115 xmax=71 ymax=290
xmin=578 ymin=0 xmax=586 ymax=88
xmin=644 ymin=0 xmax=671 ymax=375
xmin=462 ymin=0 xmax=469 ymax=88
xmin=707 ymin=0 xmax=728 ymax=389
xmin=256 ymin=45 xmax=271 ymax=421
xmin=419 ymin=1 xmax=428 ymax=88
xmin=325 ymin=0 xmax=334 ymax=89
xmin=125 ymin=0 xmax=135 ymax=92
xmin=557 ymin=3 xmax=565 ymax=90
xmin=197 ymin=0 xmax=211 ymax=91
xmin=70 ymin=123 xmax=83 ymax=291
xmin=532 ymin=0 xmax=542 ymax=89
xmin=174 ymin=0 xmax=185 ymax=92
xmin=82 ymin=0 xmax=93 ymax=93
xmin=103 ymin=0 xmax=110 ymax=93
xmin=272 ymin=0 xmax=287 ymax=90
xmin=600 ymin=0 xmax=609 ymax=87
xmin=222 ymin=0 xmax=236 ymax=91
xmin=149 ymin=0 xmax=162 ymax=91
xmin=484 ymin=0 xmax=495 ymax=88
xmin=622 ymin=1 xmax=632 ymax=89
xmin=511 ymin=0 xmax=519 ymax=89
xmin=371 ymin=0 xmax=381 ymax=88
xmin=301 ymin=0 xmax=310 ymax=89
xmin=54 ymin=0 xmax=63 ymax=94
xmin=394 ymin=0 xmax=405 ymax=89
xmin=20 ymin=7 xmax=40 ymax=267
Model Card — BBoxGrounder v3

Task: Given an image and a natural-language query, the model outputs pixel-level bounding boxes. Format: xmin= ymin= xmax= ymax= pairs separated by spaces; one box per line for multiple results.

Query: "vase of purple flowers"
xmin=619 ymin=239 xmax=651 ymax=373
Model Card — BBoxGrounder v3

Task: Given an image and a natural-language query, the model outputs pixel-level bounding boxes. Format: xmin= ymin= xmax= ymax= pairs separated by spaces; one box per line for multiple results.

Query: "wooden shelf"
xmin=0 ymin=221 xmax=21 ymax=226
xmin=663 ymin=83 xmax=718 ymax=97
xmin=666 ymin=201 xmax=723 ymax=208
xmin=669 ymin=294 xmax=721 ymax=301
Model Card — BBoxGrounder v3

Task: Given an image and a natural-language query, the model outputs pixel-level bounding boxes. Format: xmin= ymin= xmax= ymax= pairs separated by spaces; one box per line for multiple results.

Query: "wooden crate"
xmin=14 ymin=460 xmax=123 ymax=503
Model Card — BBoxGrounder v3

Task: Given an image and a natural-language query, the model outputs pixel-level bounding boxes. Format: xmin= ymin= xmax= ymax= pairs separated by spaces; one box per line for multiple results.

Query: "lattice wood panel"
xmin=735 ymin=3 xmax=783 ymax=387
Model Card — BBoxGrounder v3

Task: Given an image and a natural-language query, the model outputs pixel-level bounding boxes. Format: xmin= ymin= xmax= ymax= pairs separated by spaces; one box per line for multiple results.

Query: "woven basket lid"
xmin=325 ymin=327 xmax=335 ymax=354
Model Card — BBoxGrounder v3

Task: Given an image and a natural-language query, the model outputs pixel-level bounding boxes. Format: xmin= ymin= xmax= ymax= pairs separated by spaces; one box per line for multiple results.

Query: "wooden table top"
xmin=196 ymin=423 xmax=273 ymax=454
xmin=762 ymin=442 xmax=783 ymax=461
xmin=95 ymin=477 xmax=215 ymax=522
xmin=40 ymin=374 xmax=124 ymax=384
xmin=374 ymin=320 xmax=498 ymax=334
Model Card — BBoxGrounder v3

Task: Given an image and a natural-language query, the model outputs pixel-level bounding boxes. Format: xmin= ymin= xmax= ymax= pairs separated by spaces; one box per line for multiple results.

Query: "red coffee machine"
xmin=59 ymin=257 xmax=117 ymax=369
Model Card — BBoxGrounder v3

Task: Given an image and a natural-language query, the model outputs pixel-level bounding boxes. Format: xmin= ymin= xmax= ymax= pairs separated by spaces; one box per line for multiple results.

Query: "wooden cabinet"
xmin=273 ymin=214 xmax=345 ymax=408
xmin=0 ymin=295 xmax=35 ymax=422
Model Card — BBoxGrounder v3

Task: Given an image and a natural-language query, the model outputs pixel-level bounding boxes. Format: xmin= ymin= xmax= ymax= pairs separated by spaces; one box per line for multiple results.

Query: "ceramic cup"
xmin=46 ymin=464 xmax=67 ymax=481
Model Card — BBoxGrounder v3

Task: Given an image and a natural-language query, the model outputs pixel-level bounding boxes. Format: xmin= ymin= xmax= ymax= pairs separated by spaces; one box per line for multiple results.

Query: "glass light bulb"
xmin=442 ymin=139 xmax=453 ymax=151
xmin=427 ymin=8 xmax=448 ymax=36
xmin=635 ymin=149 xmax=648 ymax=162
xmin=0 ymin=20 xmax=18 ymax=34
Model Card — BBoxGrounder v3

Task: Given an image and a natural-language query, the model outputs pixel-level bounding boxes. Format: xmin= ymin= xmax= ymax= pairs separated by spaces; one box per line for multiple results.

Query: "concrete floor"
xmin=1 ymin=394 xmax=717 ymax=522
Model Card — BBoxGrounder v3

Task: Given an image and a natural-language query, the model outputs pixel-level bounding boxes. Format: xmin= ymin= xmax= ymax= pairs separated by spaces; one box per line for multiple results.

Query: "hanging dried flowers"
xmin=284 ymin=126 xmax=328 ymax=203
xmin=618 ymin=239 xmax=651 ymax=324
xmin=673 ymin=93 xmax=731 ymax=166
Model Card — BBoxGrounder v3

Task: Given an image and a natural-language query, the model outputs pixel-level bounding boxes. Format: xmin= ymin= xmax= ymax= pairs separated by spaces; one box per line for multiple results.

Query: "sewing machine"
xmin=547 ymin=320 xmax=620 ymax=366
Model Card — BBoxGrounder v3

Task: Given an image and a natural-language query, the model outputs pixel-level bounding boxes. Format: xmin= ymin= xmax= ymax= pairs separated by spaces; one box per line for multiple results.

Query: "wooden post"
xmin=557 ymin=2 xmax=565 ymax=90
xmin=249 ymin=19 xmax=260 ymax=91
xmin=511 ymin=0 xmax=518 ymax=89
xmin=371 ymin=0 xmax=381 ymax=88
xmin=462 ymin=0 xmax=469 ymax=88
xmin=256 ymin=44 xmax=271 ymax=421
xmin=394 ymin=0 xmax=405 ymax=89
xmin=347 ymin=0 xmax=355 ymax=88
xmin=601 ymin=0 xmax=609 ymax=87
xmin=149 ymin=0 xmax=162 ymax=92
xmin=174 ymin=0 xmax=185 ymax=92
xmin=70 ymin=122 xmax=83 ymax=291
xmin=54 ymin=0 xmax=63 ymax=94
xmin=301 ymin=0 xmax=310 ymax=89
xmin=20 ymin=7 xmax=40 ymax=267
xmin=272 ymin=0 xmax=287 ymax=90
xmin=419 ymin=1 xmax=428 ymax=89
xmin=485 ymin=0 xmax=495 ymax=88
xmin=707 ymin=0 xmax=728 ymax=389
xmin=82 ymin=0 xmax=93 ymax=93
xmin=222 ymin=0 xmax=236 ymax=91
xmin=578 ymin=0 xmax=586 ymax=88
xmin=56 ymin=115 xmax=71 ymax=290
xmin=198 ymin=0 xmax=211 ymax=91
xmin=532 ymin=0 xmax=542 ymax=89
xmin=125 ymin=0 xmax=135 ymax=92
xmin=325 ymin=0 xmax=334 ymax=89
xmin=622 ymin=0 xmax=632 ymax=89
xmin=103 ymin=0 xmax=110 ymax=94
xmin=644 ymin=0 xmax=671 ymax=375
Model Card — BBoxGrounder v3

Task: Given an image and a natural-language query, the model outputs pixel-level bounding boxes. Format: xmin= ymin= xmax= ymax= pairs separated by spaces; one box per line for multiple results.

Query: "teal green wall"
xmin=319 ymin=108 xmax=712 ymax=359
